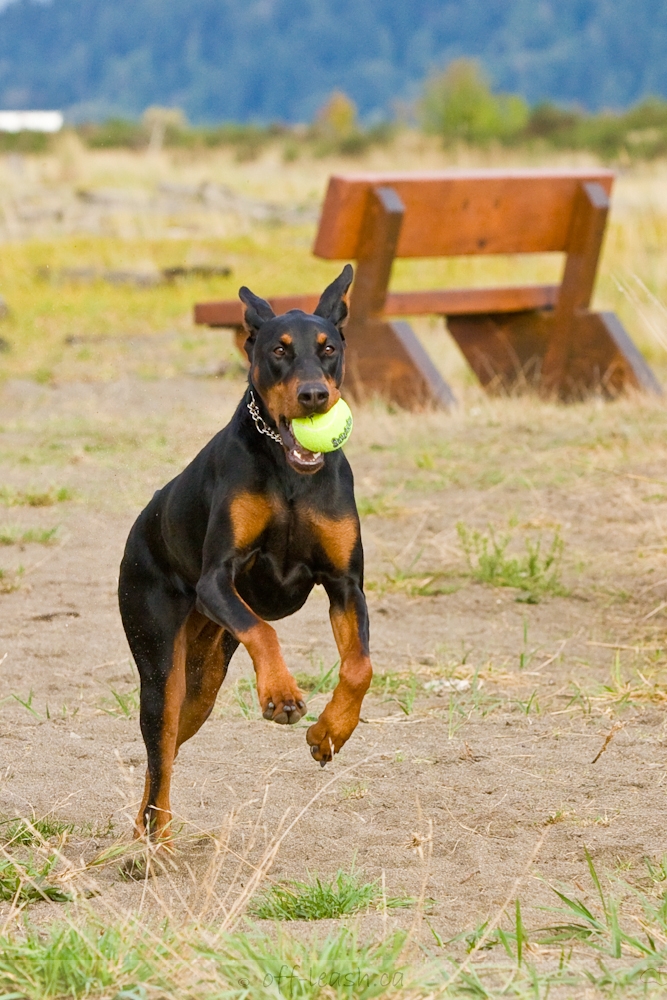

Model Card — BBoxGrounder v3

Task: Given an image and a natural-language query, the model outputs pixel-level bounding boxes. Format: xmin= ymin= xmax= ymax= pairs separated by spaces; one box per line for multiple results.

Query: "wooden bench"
xmin=195 ymin=169 xmax=660 ymax=408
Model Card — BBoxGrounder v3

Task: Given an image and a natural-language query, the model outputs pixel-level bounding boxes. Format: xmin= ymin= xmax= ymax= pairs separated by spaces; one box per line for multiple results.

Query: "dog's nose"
xmin=297 ymin=383 xmax=330 ymax=411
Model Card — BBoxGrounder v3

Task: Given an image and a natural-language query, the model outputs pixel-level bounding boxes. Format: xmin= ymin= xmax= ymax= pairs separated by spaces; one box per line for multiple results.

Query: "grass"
xmin=3 ymin=144 xmax=667 ymax=999
xmin=0 ymin=854 xmax=72 ymax=904
xmin=294 ymin=659 xmax=340 ymax=695
xmin=98 ymin=685 xmax=140 ymax=719
xmin=0 ymin=921 xmax=415 ymax=1000
xmin=249 ymin=870 xmax=415 ymax=921
xmin=369 ymin=670 xmax=422 ymax=714
xmin=0 ymin=815 xmax=75 ymax=845
xmin=356 ymin=492 xmax=406 ymax=518
xmin=0 ymin=566 xmax=23 ymax=593
xmin=0 ymin=146 xmax=665 ymax=387
xmin=456 ymin=521 xmax=565 ymax=601
xmin=232 ymin=676 xmax=261 ymax=719
xmin=0 ymin=486 xmax=72 ymax=507
xmin=3 ymin=861 xmax=667 ymax=996
xmin=340 ymin=782 xmax=368 ymax=800
xmin=367 ymin=551 xmax=460 ymax=598
xmin=0 ymin=525 xmax=59 ymax=545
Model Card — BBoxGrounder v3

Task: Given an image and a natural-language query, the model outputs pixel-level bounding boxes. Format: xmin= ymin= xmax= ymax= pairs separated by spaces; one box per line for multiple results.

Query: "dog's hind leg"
xmin=119 ymin=548 xmax=193 ymax=842
xmin=176 ymin=610 xmax=239 ymax=748
xmin=132 ymin=617 xmax=189 ymax=841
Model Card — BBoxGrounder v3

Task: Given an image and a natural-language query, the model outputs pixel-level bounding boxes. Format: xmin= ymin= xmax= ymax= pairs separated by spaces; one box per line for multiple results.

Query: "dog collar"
xmin=247 ymin=390 xmax=282 ymax=445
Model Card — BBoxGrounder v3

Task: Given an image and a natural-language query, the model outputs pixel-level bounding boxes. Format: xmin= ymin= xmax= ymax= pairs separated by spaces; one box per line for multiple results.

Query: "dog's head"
xmin=239 ymin=264 xmax=353 ymax=474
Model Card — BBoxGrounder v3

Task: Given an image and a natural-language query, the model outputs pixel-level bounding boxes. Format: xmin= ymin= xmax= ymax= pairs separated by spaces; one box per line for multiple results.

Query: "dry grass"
xmin=2 ymin=139 xmax=667 ymax=997
xmin=0 ymin=138 xmax=666 ymax=389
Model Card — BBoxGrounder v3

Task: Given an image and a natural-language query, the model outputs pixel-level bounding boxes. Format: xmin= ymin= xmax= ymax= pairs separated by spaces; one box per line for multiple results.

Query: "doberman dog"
xmin=118 ymin=264 xmax=373 ymax=840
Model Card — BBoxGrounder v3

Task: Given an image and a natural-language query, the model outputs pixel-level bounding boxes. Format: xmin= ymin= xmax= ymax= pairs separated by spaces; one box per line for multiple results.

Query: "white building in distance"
xmin=0 ymin=111 xmax=63 ymax=133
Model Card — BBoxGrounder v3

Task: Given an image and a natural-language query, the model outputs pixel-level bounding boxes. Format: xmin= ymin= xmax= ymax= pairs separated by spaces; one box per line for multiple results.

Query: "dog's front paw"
xmin=260 ymin=676 xmax=307 ymax=725
xmin=306 ymin=704 xmax=358 ymax=766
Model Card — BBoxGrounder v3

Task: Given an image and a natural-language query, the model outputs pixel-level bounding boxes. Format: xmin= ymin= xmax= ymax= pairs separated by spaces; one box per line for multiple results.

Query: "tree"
xmin=421 ymin=58 xmax=528 ymax=145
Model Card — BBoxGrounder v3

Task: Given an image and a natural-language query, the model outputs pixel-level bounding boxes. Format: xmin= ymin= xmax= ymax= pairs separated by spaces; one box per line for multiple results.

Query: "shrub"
xmin=421 ymin=58 xmax=528 ymax=146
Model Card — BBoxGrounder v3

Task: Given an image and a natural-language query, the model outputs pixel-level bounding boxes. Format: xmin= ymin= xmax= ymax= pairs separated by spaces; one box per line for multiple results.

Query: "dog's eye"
xmin=324 ymin=344 xmax=336 ymax=356
xmin=273 ymin=345 xmax=286 ymax=357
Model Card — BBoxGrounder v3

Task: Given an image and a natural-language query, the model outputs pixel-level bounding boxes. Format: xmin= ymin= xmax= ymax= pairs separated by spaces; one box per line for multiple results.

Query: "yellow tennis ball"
xmin=292 ymin=398 xmax=353 ymax=453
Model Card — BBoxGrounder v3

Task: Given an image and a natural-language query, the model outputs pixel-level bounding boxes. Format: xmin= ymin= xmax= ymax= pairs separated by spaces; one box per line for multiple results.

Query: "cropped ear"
xmin=238 ymin=286 xmax=276 ymax=360
xmin=239 ymin=286 xmax=276 ymax=336
xmin=314 ymin=263 xmax=353 ymax=334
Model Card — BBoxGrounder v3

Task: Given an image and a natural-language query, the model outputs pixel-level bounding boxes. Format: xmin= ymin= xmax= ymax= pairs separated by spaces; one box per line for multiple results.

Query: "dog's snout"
xmin=297 ymin=382 xmax=330 ymax=412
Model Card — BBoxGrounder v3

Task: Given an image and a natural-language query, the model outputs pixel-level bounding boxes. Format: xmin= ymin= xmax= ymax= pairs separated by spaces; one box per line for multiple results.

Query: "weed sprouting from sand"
xmin=98 ymin=686 xmax=140 ymax=719
xmin=295 ymin=658 xmax=339 ymax=695
xmin=10 ymin=689 xmax=41 ymax=717
xmin=340 ymin=782 xmax=368 ymax=800
xmin=394 ymin=675 xmax=418 ymax=715
xmin=249 ymin=869 xmax=414 ymax=921
xmin=0 ymin=815 xmax=75 ymax=846
xmin=0 ymin=487 xmax=72 ymax=507
xmin=513 ymin=689 xmax=540 ymax=716
xmin=368 ymin=550 xmax=460 ymax=597
xmin=232 ymin=677 xmax=261 ymax=719
xmin=0 ymin=525 xmax=59 ymax=545
xmin=456 ymin=521 xmax=565 ymax=601
xmin=370 ymin=670 xmax=427 ymax=716
xmin=0 ymin=854 xmax=72 ymax=904
xmin=0 ymin=566 xmax=23 ymax=593
xmin=356 ymin=492 xmax=405 ymax=518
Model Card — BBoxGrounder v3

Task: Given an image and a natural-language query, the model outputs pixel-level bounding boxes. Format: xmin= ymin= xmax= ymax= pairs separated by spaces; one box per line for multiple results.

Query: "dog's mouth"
xmin=278 ymin=419 xmax=324 ymax=475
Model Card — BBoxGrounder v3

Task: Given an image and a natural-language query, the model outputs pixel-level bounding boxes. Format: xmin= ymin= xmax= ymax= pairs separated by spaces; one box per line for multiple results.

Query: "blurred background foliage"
xmin=2 ymin=59 xmax=667 ymax=164
xmin=1 ymin=0 xmax=667 ymax=123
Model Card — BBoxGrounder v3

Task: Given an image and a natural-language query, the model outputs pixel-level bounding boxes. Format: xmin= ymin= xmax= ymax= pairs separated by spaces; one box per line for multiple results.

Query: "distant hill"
xmin=0 ymin=0 xmax=666 ymax=124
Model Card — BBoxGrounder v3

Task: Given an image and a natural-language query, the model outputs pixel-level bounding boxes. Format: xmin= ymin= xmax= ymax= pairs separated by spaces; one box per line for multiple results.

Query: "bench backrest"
xmin=313 ymin=170 xmax=614 ymax=260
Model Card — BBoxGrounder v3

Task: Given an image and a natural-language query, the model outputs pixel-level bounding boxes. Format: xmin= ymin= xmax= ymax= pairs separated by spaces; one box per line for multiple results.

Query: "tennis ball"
xmin=292 ymin=398 xmax=353 ymax=453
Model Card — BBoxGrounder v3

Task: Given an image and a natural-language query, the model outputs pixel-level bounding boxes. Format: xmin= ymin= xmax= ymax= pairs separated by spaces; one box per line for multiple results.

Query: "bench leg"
xmin=447 ymin=309 xmax=661 ymax=398
xmin=563 ymin=311 xmax=661 ymax=397
xmin=447 ymin=310 xmax=550 ymax=392
xmin=344 ymin=318 xmax=456 ymax=409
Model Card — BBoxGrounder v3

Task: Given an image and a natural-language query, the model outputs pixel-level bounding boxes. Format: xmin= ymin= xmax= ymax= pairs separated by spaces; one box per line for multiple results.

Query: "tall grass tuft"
xmin=249 ymin=870 xmax=414 ymax=921
xmin=457 ymin=522 xmax=565 ymax=602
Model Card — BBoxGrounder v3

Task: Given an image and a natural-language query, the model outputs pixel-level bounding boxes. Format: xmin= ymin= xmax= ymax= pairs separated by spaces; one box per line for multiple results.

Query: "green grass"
xmin=231 ymin=676 xmax=262 ymax=719
xmin=294 ymin=659 xmax=340 ymax=695
xmin=98 ymin=685 xmax=140 ymax=719
xmin=0 ymin=486 xmax=72 ymax=507
xmin=367 ymin=550 xmax=460 ymax=598
xmin=356 ymin=493 xmax=405 ymax=518
xmin=0 ymin=566 xmax=23 ymax=593
xmin=456 ymin=522 xmax=566 ymax=602
xmin=3 ymin=861 xmax=667 ymax=996
xmin=0 ymin=525 xmax=59 ymax=545
xmin=0 ymin=854 xmax=72 ymax=904
xmin=0 ymin=815 xmax=75 ymax=845
xmin=340 ymin=782 xmax=368 ymax=800
xmin=249 ymin=870 xmax=415 ymax=921
xmin=370 ymin=670 xmax=422 ymax=714
xmin=0 ymin=922 xmax=415 ymax=1000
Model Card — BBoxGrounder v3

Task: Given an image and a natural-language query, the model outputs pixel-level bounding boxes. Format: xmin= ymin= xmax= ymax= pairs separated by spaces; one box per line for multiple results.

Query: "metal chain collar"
xmin=246 ymin=389 xmax=283 ymax=445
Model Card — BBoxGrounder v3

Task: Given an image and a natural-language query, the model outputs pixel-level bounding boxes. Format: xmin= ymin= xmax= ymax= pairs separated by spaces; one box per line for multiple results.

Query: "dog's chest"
xmin=260 ymin=501 xmax=325 ymax=569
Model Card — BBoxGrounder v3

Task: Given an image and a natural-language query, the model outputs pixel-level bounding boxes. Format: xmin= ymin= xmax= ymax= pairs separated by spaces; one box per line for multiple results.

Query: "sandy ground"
xmin=1 ymin=372 xmax=667 ymax=941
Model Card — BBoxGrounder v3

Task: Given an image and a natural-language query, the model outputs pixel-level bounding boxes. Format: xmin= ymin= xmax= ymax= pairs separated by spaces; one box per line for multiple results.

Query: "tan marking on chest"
xmin=308 ymin=511 xmax=358 ymax=570
xmin=230 ymin=492 xmax=274 ymax=550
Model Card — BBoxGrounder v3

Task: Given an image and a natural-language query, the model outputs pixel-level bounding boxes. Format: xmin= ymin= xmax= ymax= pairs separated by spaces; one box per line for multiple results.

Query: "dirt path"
xmin=1 ymin=374 xmax=666 ymax=938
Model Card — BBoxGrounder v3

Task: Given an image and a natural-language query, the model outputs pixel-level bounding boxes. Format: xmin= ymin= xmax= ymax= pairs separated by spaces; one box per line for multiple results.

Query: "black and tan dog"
xmin=118 ymin=264 xmax=373 ymax=840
